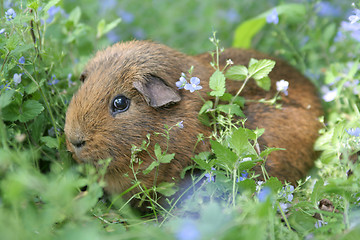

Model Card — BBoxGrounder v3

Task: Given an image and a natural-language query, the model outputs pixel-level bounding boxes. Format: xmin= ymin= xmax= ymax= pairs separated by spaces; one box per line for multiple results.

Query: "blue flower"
xmin=176 ymin=221 xmax=200 ymax=240
xmin=184 ymin=77 xmax=202 ymax=93
xmin=236 ymin=171 xmax=248 ymax=182
xmin=346 ymin=128 xmax=360 ymax=137
xmin=266 ymin=9 xmax=279 ymax=25
xmin=204 ymin=167 xmax=216 ymax=182
xmin=19 ymin=56 xmax=25 ymax=64
xmin=48 ymin=74 xmax=59 ymax=85
xmin=13 ymin=73 xmax=22 ymax=86
xmin=0 ymin=28 xmax=5 ymax=34
xmin=5 ymin=8 xmax=16 ymax=21
xmin=258 ymin=187 xmax=271 ymax=202
xmin=47 ymin=6 xmax=61 ymax=23
xmin=117 ymin=9 xmax=134 ymax=23
xmin=281 ymin=185 xmax=294 ymax=202
xmin=177 ymin=121 xmax=184 ymax=129
xmin=349 ymin=9 xmax=360 ymax=24
xmin=176 ymin=75 xmax=187 ymax=89
xmin=315 ymin=1 xmax=341 ymax=17
xmin=276 ymin=80 xmax=289 ymax=96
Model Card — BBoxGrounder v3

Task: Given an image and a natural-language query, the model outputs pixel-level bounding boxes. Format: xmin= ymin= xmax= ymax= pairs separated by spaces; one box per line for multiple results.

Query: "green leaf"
xmin=103 ymin=18 xmax=122 ymax=36
xmin=96 ymin=19 xmax=106 ymax=39
xmin=233 ymin=4 xmax=307 ymax=48
xmin=192 ymin=152 xmax=213 ymax=171
xmin=199 ymin=101 xmax=213 ymax=115
xmin=209 ymin=70 xmax=226 ymax=97
xmin=142 ymin=161 xmax=159 ymax=175
xmin=260 ymin=147 xmax=285 ymax=158
xmin=310 ymin=178 xmax=324 ymax=204
xmin=68 ymin=7 xmax=81 ymax=25
xmin=262 ymin=177 xmax=282 ymax=192
xmin=159 ymin=153 xmax=175 ymax=164
xmin=1 ymin=103 xmax=19 ymax=121
xmin=255 ymin=76 xmax=271 ymax=91
xmin=41 ymin=136 xmax=58 ymax=149
xmin=19 ymin=100 xmax=44 ymax=123
xmin=238 ymin=159 xmax=258 ymax=171
xmin=288 ymin=211 xmax=317 ymax=234
xmin=220 ymin=94 xmax=245 ymax=107
xmin=225 ymin=65 xmax=248 ymax=81
xmin=211 ymin=140 xmax=238 ymax=169
xmin=233 ymin=17 xmax=266 ymax=49
xmin=248 ymin=59 xmax=276 ymax=80
xmin=156 ymin=182 xmax=178 ymax=197
xmin=216 ymin=104 xmax=245 ymax=117
xmin=0 ymin=89 xmax=15 ymax=109
xmin=237 ymin=178 xmax=256 ymax=193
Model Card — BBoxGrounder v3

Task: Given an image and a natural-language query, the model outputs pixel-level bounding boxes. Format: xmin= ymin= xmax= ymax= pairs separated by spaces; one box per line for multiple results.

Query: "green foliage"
xmin=1 ymin=0 xmax=359 ymax=239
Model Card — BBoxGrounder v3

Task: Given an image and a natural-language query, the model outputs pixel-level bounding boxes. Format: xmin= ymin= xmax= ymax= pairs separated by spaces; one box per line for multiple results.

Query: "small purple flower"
xmin=315 ymin=1 xmax=341 ymax=17
xmin=177 ymin=121 xmax=184 ymax=129
xmin=184 ymin=77 xmax=202 ymax=93
xmin=346 ymin=127 xmax=360 ymax=137
xmin=0 ymin=29 xmax=5 ymax=34
xmin=281 ymin=185 xmax=294 ymax=202
xmin=176 ymin=75 xmax=187 ymax=89
xmin=205 ymin=167 xmax=216 ymax=182
xmin=176 ymin=221 xmax=200 ymax=240
xmin=5 ymin=8 xmax=16 ymax=21
xmin=266 ymin=9 xmax=279 ymax=25
xmin=47 ymin=6 xmax=61 ymax=23
xmin=13 ymin=73 xmax=22 ymax=86
xmin=315 ymin=220 xmax=328 ymax=228
xmin=48 ymin=74 xmax=59 ymax=85
xmin=258 ymin=187 xmax=271 ymax=202
xmin=236 ymin=171 xmax=248 ymax=182
xmin=349 ymin=9 xmax=360 ymax=24
xmin=19 ymin=56 xmax=25 ymax=64
xmin=276 ymin=80 xmax=289 ymax=95
xmin=117 ymin=9 xmax=134 ymax=23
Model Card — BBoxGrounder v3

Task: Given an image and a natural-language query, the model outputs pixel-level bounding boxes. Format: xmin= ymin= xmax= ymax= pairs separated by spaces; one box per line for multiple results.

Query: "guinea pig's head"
xmin=64 ymin=41 xmax=209 ymax=194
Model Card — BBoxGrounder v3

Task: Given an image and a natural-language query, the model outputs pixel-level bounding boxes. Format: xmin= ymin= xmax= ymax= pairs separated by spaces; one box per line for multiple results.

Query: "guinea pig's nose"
xmin=70 ymin=139 xmax=86 ymax=149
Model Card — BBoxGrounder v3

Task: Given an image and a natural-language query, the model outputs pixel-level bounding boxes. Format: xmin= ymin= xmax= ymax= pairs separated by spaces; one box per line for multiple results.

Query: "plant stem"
xmin=277 ymin=202 xmax=291 ymax=230
xmin=230 ymin=76 xmax=250 ymax=105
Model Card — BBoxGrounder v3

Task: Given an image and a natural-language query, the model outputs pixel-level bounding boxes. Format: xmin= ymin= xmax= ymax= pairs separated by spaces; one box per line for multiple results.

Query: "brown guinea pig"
xmin=64 ymin=40 xmax=323 ymax=202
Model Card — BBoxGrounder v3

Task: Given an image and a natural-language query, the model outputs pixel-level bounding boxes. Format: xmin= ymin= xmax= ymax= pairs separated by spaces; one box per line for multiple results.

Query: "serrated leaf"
xmin=209 ymin=70 xmax=226 ymax=97
xmin=225 ymin=65 xmax=248 ymax=81
xmin=159 ymin=153 xmax=175 ymax=164
xmin=237 ymin=178 xmax=256 ymax=193
xmin=199 ymin=101 xmax=213 ymax=115
xmin=154 ymin=143 xmax=162 ymax=160
xmin=0 ymin=89 xmax=15 ymax=109
xmin=248 ymin=59 xmax=276 ymax=80
xmin=238 ymin=160 xmax=258 ymax=171
xmin=156 ymin=182 xmax=178 ymax=197
xmin=41 ymin=136 xmax=58 ymax=149
xmin=192 ymin=152 xmax=213 ymax=171
xmin=216 ymin=104 xmax=245 ymax=117
xmin=262 ymin=177 xmax=282 ymax=192
xmin=211 ymin=140 xmax=238 ymax=169
xmin=1 ymin=103 xmax=19 ymax=121
xmin=255 ymin=76 xmax=271 ymax=91
xmin=310 ymin=178 xmax=324 ymax=204
xmin=19 ymin=100 xmax=44 ymax=123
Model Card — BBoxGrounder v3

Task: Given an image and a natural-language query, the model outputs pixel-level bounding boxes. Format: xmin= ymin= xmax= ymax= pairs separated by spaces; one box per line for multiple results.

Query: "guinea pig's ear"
xmin=133 ymin=75 xmax=181 ymax=108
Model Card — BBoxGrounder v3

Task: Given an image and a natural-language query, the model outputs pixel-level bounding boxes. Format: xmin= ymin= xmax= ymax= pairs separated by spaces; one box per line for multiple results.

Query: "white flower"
xmin=276 ymin=80 xmax=289 ymax=95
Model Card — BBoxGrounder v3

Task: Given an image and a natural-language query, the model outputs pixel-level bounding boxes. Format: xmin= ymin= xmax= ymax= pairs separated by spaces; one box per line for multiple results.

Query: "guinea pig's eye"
xmin=111 ymin=95 xmax=130 ymax=114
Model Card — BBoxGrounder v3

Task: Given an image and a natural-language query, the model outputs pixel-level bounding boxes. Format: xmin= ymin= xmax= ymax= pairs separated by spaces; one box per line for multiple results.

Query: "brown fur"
xmin=64 ymin=41 xmax=323 ymax=203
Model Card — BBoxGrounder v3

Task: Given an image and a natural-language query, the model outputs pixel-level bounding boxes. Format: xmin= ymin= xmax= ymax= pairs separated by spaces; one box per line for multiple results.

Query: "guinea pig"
xmin=64 ymin=40 xmax=323 ymax=203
